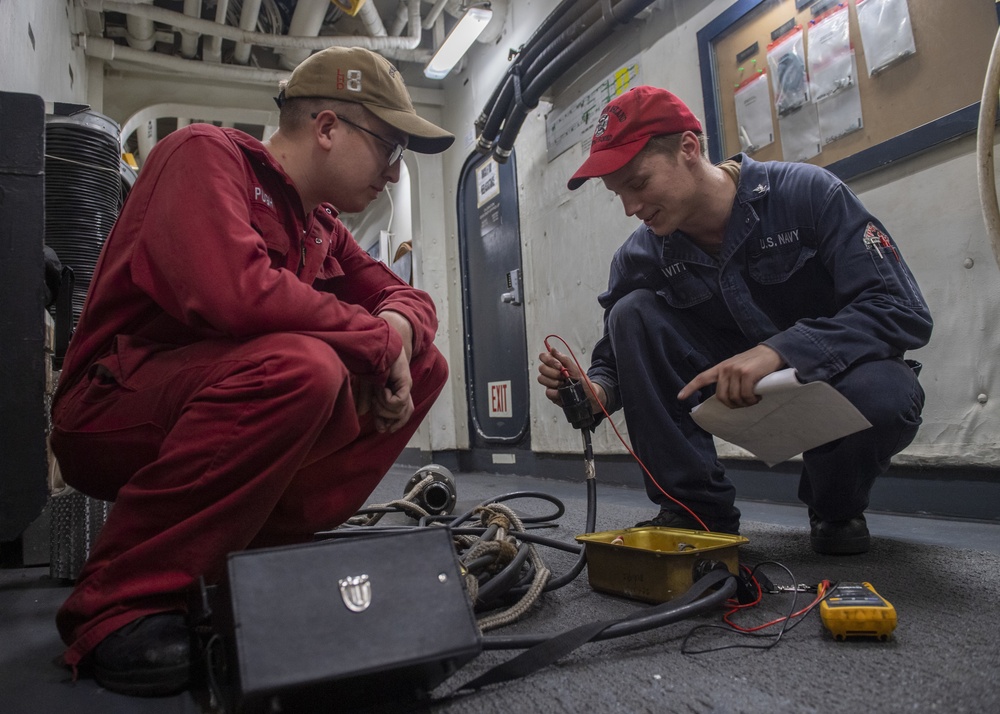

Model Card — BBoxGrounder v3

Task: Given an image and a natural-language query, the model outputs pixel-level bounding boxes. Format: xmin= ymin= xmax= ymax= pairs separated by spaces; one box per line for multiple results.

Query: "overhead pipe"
xmin=204 ymin=0 xmax=231 ymax=63
xmin=358 ymin=0 xmax=388 ymax=38
xmin=81 ymin=0 xmax=423 ymax=53
xmin=84 ymin=35 xmax=289 ymax=83
xmin=125 ymin=0 xmax=156 ymax=51
xmin=490 ymin=0 xmax=657 ymax=163
xmin=278 ymin=0 xmax=332 ymax=69
xmin=233 ymin=0 xmax=265 ymax=65
xmin=389 ymin=0 xmax=410 ymax=37
xmin=422 ymin=0 xmax=451 ymax=30
xmin=476 ymin=0 xmax=597 ymax=154
xmin=83 ymin=33 xmax=430 ymax=85
xmin=179 ymin=0 xmax=202 ymax=59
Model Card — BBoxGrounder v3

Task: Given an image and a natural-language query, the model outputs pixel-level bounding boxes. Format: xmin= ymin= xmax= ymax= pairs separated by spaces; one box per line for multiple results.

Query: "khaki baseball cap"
xmin=280 ymin=47 xmax=454 ymax=154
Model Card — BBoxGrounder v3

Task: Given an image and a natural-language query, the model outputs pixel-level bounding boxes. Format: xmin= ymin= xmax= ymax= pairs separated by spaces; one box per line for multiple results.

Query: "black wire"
xmin=680 ymin=563 xmax=832 ymax=654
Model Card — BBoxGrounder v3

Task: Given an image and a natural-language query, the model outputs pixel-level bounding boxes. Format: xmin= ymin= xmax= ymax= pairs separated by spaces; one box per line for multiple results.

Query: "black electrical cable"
xmin=476 ymin=0 xmax=593 ymax=146
xmin=473 ymin=542 xmax=533 ymax=605
xmin=492 ymin=0 xmax=658 ymax=161
xmin=481 ymin=568 xmax=737 ymax=650
xmin=447 ymin=490 xmax=567 ymax=529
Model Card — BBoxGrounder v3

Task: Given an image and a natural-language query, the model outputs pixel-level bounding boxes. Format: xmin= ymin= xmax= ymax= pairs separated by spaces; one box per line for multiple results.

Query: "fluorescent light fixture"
xmin=423 ymin=7 xmax=494 ymax=80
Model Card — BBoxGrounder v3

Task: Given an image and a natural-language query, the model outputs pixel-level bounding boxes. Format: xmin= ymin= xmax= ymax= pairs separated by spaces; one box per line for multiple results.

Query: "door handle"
xmin=501 ymin=268 xmax=522 ymax=306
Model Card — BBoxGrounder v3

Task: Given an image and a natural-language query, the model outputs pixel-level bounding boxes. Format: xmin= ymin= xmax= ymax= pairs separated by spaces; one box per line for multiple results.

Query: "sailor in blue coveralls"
xmin=537 ymin=86 xmax=931 ymax=554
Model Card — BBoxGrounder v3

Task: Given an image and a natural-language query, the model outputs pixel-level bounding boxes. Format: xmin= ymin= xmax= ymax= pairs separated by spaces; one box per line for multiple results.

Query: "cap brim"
xmin=566 ymin=136 xmax=652 ymax=190
xmin=367 ymin=104 xmax=455 ymax=154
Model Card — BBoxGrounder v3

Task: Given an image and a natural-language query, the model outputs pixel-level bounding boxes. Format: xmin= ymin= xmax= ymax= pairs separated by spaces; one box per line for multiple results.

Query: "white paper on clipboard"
xmin=690 ymin=368 xmax=872 ymax=466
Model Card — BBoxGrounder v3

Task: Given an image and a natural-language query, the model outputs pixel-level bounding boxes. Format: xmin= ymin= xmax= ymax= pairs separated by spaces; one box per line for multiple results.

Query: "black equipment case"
xmin=210 ymin=527 xmax=482 ymax=712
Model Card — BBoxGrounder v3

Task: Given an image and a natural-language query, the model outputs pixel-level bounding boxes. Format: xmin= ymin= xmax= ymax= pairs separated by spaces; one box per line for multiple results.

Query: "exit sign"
xmin=488 ymin=380 xmax=512 ymax=418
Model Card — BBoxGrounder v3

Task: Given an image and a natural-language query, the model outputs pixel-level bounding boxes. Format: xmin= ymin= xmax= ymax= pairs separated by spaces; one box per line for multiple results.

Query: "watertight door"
xmin=457 ymin=151 xmax=529 ymax=447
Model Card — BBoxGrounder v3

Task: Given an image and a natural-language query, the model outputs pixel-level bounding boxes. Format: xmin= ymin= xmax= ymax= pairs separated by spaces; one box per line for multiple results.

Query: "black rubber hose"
xmin=475 ymin=0 xmax=592 ymax=137
xmin=493 ymin=0 xmax=657 ymax=161
xmin=474 ymin=542 xmax=533 ymax=605
xmin=449 ymin=491 xmax=567 ymax=529
xmin=477 ymin=1 xmax=598 ymax=151
xmin=482 ymin=569 xmax=737 ymax=650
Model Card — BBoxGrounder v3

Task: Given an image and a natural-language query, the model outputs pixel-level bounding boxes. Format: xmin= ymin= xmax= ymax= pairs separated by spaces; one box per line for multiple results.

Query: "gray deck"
xmin=2 ymin=465 xmax=998 ymax=713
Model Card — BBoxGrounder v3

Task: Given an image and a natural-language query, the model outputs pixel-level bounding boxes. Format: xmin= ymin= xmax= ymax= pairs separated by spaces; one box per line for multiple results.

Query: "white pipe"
xmin=81 ymin=0 xmax=422 ymax=52
xmin=126 ymin=0 xmax=155 ymax=51
xmin=977 ymin=24 xmax=1000 ymax=273
xmin=179 ymin=0 xmax=202 ymax=59
xmin=233 ymin=0 xmax=264 ymax=65
xmin=88 ymin=34 xmax=432 ymax=88
xmin=422 ymin=0 xmax=449 ymax=30
xmin=390 ymin=0 xmax=409 ymax=37
xmin=85 ymin=35 xmax=290 ymax=83
xmin=204 ymin=0 xmax=231 ymax=63
xmin=358 ymin=0 xmax=387 ymax=38
xmin=279 ymin=0 xmax=332 ymax=70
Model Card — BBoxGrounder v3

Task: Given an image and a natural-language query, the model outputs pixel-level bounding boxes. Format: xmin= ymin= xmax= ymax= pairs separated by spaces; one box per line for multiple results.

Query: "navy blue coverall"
xmin=587 ymin=154 xmax=932 ymax=533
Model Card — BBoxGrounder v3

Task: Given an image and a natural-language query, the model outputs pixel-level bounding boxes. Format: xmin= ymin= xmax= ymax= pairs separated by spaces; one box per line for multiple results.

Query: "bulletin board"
xmin=696 ymin=0 xmax=1000 ymax=179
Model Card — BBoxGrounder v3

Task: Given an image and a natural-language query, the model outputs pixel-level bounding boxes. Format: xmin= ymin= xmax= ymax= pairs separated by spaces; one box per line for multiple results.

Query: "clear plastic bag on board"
xmin=808 ymin=3 xmax=854 ymax=101
xmin=768 ymin=26 xmax=810 ymax=117
xmin=855 ymin=0 xmax=916 ymax=76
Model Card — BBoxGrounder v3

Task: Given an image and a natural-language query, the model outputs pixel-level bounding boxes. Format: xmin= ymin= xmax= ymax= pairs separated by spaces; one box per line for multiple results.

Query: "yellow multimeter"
xmin=819 ymin=581 xmax=897 ymax=641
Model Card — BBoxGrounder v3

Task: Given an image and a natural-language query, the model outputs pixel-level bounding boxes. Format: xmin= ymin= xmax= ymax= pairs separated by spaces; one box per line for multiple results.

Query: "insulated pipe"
xmin=84 ymin=35 xmax=289 ymax=83
xmin=390 ymin=0 xmax=410 ymax=36
xmin=278 ymin=0 xmax=332 ymax=69
xmin=358 ymin=0 xmax=388 ymax=38
xmin=977 ymin=24 xmax=1000 ymax=272
xmin=422 ymin=0 xmax=450 ymax=30
xmin=233 ymin=0 xmax=265 ymax=65
xmin=493 ymin=0 xmax=657 ymax=162
xmin=179 ymin=0 xmax=202 ymax=59
xmin=81 ymin=0 xmax=422 ymax=52
xmin=126 ymin=0 xmax=156 ymax=51
xmin=204 ymin=0 xmax=231 ymax=63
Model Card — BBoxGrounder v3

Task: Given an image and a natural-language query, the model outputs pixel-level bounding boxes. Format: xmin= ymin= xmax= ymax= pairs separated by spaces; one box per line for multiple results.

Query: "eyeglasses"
xmin=312 ymin=112 xmax=405 ymax=166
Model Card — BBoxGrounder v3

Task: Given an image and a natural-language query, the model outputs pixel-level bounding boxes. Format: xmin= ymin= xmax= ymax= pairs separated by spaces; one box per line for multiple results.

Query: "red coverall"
xmin=49 ymin=124 xmax=448 ymax=667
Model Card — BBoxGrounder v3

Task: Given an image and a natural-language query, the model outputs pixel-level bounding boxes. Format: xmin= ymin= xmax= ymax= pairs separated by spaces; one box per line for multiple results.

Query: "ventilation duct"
xmin=44 ymin=106 xmax=123 ymax=326
xmin=43 ymin=105 xmax=124 ymax=581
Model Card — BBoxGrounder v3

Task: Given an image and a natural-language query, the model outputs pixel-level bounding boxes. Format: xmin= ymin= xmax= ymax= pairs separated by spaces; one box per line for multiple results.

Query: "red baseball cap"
xmin=567 ymin=86 xmax=702 ymax=190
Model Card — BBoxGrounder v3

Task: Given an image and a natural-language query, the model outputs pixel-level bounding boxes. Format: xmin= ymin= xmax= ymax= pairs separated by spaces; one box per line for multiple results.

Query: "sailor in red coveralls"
xmin=49 ymin=46 xmax=454 ymax=697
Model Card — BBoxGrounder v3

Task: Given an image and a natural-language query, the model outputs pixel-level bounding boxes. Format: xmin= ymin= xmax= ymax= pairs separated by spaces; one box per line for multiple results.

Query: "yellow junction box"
xmin=575 ymin=527 xmax=749 ymax=604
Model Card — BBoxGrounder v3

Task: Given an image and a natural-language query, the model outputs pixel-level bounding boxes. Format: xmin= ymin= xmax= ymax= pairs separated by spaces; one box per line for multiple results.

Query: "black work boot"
xmin=634 ymin=508 xmax=701 ymax=530
xmin=809 ymin=510 xmax=871 ymax=555
xmin=91 ymin=612 xmax=192 ymax=696
xmin=635 ymin=507 xmax=740 ymax=535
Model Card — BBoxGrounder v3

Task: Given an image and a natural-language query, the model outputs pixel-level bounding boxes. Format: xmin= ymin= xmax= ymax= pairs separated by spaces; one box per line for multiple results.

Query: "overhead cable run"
xmin=476 ymin=0 xmax=658 ymax=163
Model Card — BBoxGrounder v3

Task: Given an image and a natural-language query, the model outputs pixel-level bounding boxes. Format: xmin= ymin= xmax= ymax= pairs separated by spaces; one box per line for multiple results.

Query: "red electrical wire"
xmin=542 ymin=333 xmax=710 ymax=532
xmin=723 ymin=579 xmax=832 ymax=632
